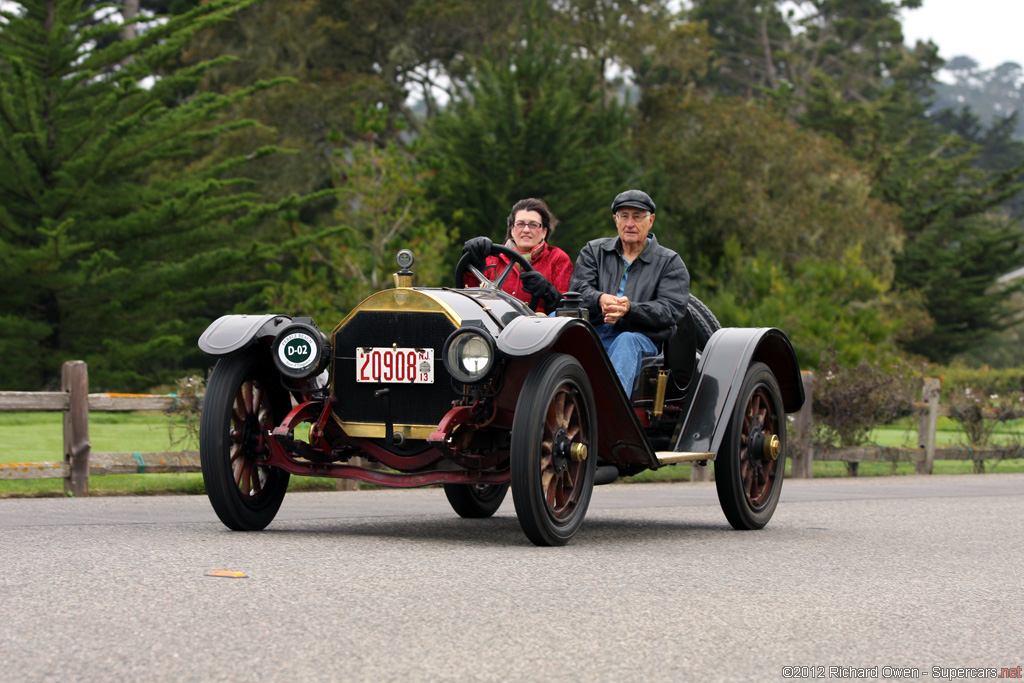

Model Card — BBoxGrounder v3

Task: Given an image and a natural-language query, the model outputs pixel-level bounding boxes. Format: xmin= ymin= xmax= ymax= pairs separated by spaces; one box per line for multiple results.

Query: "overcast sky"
xmin=900 ymin=0 xmax=1024 ymax=71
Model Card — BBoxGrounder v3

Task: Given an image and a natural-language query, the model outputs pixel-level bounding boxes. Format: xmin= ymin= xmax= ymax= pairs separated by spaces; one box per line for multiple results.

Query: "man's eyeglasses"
xmin=615 ymin=211 xmax=650 ymax=222
xmin=513 ymin=221 xmax=544 ymax=230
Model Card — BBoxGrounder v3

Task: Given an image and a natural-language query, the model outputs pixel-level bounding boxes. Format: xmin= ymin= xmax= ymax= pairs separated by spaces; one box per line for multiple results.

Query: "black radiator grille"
xmin=332 ymin=310 xmax=459 ymax=426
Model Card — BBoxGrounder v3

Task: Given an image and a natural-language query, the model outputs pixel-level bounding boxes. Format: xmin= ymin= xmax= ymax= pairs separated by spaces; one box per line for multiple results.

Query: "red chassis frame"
xmin=262 ymin=396 xmax=511 ymax=488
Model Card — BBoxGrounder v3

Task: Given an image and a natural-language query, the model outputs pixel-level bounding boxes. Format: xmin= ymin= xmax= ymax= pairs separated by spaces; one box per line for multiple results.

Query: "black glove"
xmin=462 ymin=236 xmax=493 ymax=270
xmin=520 ymin=270 xmax=561 ymax=312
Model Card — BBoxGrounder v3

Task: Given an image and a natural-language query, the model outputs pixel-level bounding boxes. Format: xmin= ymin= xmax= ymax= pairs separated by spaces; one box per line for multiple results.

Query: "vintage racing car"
xmin=198 ymin=245 xmax=804 ymax=545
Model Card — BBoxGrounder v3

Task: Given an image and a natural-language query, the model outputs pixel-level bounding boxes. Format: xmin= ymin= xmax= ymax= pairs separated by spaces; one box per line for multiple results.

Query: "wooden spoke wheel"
xmin=200 ymin=350 xmax=291 ymax=531
xmin=511 ymin=354 xmax=597 ymax=546
xmin=715 ymin=362 xmax=786 ymax=530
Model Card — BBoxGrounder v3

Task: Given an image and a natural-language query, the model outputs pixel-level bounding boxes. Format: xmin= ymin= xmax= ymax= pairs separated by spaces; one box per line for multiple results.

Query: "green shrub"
xmin=932 ymin=363 xmax=1024 ymax=404
xmin=698 ymin=241 xmax=924 ymax=370
xmin=812 ymin=349 xmax=917 ymax=448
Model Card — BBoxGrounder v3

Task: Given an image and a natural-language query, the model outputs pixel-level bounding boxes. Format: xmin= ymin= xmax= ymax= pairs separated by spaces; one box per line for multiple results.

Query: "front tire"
xmin=200 ymin=349 xmax=291 ymax=531
xmin=443 ymin=483 xmax=509 ymax=518
xmin=715 ymin=362 xmax=786 ymax=530
xmin=511 ymin=354 xmax=597 ymax=546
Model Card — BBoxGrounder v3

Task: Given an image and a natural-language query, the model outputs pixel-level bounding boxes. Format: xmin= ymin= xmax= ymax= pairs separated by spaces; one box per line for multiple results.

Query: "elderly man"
xmin=568 ymin=190 xmax=691 ymax=394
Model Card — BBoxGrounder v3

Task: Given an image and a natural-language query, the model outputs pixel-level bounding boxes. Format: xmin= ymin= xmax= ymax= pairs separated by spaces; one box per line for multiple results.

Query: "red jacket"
xmin=464 ymin=243 xmax=574 ymax=314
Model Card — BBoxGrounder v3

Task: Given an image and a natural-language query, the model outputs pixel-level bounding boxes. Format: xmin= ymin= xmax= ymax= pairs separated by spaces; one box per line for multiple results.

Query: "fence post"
xmin=62 ymin=361 xmax=91 ymax=496
xmin=916 ymin=377 xmax=940 ymax=475
xmin=790 ymin=371 xmax=815 ymax=478
xmin=690 ymin=459 xmax=711 ymax=482
xmin=336 ymin=457 xmax=366 ymax=491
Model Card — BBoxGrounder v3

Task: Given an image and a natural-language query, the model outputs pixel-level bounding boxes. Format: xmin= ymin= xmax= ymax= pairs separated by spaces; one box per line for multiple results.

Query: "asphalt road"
xmin=1 ymin=474 xmax=1022 ymax=682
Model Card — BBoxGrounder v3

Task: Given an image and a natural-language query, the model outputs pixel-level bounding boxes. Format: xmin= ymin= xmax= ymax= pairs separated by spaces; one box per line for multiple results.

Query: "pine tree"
xmin=263 ymin=124 xmax=454 ymax=321
xmin=689 ymin=0 xmax=792 ymax=96
xmin=931 ymin=58 xmax=1024 ymax=141
xmin=689 ymin=0 xmax=1024 ymax=363
xmin=0 ymin=0 xmax=296 ymax=390
xmin=421 ymin=27 xmax=634 ymax=260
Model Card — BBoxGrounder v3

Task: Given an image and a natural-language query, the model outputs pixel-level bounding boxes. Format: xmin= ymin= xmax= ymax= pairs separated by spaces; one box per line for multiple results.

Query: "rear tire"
xmin=688 ymin=296 xmax=721 ymax=351
xmin=200 ymin=349 xmax=291 ymax=531
xmin=443 ymin=483 xmax=509 ymax=518
xmin=715 ymin=362 xmax=786 ymax=530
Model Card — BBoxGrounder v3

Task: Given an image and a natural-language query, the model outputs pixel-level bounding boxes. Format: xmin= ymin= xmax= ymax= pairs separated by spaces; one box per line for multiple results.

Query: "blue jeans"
xmin=595 ymin=324 xmax=658 ymax=396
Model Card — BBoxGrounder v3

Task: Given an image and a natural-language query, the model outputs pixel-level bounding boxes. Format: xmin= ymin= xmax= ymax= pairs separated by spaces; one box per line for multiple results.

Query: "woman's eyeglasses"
xmin=513 ymin=221 xmax=543 ymax=230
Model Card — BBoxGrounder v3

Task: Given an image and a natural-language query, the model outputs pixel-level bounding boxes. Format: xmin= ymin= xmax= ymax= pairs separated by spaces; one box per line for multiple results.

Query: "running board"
xmin=654 ymin=451 xmax=715 ymax=465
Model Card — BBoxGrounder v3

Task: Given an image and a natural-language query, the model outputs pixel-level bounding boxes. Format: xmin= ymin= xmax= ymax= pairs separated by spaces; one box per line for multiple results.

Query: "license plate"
xmin=356 ymin=347 xmax=434 ymax=384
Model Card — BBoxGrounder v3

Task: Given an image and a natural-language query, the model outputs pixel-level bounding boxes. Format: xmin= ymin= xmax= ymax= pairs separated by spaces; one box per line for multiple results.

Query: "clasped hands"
xmin=600 ymin=293 xmax=630 ymax=325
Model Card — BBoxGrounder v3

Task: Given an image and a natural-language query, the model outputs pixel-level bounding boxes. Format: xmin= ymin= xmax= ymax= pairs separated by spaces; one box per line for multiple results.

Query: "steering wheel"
xmin=454 ymin=243 xmax=542 ymax=312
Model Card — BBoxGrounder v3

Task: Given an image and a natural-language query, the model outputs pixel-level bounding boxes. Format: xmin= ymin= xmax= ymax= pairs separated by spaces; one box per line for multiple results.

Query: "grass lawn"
xmin=863 ymin=416 xmax=1024 ymax=449
xmin=2 ymin=412 xmax=1022 ymax=497
xmin=0 ymin=411 xmax=336 ymax=498
xmin=624 ymin=457 xmax=1024 ymax=483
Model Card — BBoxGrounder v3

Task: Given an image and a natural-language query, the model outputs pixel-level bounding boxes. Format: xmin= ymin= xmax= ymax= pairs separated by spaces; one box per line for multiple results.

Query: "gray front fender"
xmin=674 ymin=327 xmax=803 ymax=456
xmin=197 ymin=314 xmax=292 ymax=356
xmin=498 ymin=314 xmax=659 ymax=469
xmin=497 ymin=315 xmax=583 ymax=356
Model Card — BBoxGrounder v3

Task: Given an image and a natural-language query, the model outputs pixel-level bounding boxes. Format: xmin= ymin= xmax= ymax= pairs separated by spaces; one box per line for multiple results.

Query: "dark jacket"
xmin=569 ymin=233 xmax=690 ymax=344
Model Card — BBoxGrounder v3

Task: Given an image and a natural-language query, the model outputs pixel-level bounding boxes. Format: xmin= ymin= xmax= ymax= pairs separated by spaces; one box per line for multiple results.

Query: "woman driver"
xmin=461 ymin=198 xmax=573 ymax=314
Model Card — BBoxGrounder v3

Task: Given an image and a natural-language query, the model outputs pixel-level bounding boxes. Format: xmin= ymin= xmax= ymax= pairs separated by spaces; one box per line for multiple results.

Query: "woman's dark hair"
xmin=504 ymin=198 xmax=559 ymax=243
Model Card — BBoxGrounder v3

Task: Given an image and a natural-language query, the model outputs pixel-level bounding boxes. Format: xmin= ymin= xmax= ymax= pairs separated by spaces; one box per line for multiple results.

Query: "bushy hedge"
xmin=811 ymin=356 xmax=1024 ymax=451
xmin=929 ymin=364 xmax=1024 ymax=404
xmin=811 ymin=350 xmax=918 ymax=448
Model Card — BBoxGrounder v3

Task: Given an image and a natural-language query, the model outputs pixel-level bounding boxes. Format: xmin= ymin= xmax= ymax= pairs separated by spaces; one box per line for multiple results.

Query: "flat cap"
xmin=611 ymin=189 xmax=656 ymax=214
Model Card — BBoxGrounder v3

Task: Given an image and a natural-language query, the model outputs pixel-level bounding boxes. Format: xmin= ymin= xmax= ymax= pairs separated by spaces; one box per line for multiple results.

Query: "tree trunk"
xmin=122 ymin=0 xmax=139 ymax=42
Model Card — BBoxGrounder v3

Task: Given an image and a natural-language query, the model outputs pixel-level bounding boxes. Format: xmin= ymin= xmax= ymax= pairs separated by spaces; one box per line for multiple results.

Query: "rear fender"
xmin=198 ymin=314 xmax=292 ymax=356
xmin=498 ymin=316 xmax=657 ymax=468
xmin=674 ymin=327 xmax=804 ymax=455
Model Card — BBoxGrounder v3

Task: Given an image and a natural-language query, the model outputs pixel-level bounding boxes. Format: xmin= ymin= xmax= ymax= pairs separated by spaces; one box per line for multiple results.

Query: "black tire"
xmin=688 ymin=295 xmax=721 ymax=351
xmin=511 ymin=354 xmax=597 ymax=546
xmin=200 ymin=349 xmax=292 ymax=531
xmin=715 ymin=362 xmax=786 ymax=530
xmin=443 ymin=483 xmax=510 ymax=518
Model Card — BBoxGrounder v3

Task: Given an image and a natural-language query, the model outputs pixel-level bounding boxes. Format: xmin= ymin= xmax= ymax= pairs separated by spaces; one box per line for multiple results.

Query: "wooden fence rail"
xmin=0 ymin=361 xmax=199 ymax=496
xmin=2 ymin=362 xmax=1022 ymax=494
xmin=787 ymin=372 xmax=1024 ymax=477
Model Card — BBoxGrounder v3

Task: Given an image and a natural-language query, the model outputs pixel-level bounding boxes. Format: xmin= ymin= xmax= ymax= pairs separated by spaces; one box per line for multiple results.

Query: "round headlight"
xmin=444 ymin=329 xmax=497 ymax=383
xmin=272 ymin=321 xmax=328 ymax=380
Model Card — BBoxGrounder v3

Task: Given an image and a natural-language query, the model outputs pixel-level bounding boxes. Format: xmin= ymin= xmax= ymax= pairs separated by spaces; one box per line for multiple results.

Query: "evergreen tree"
xmin=544 ymin=0 xmax=684 ymax=104
xmin=421 ymin=28 xmax=634 ymax=260
xmin=690 ymin=0 xmax=934 ymax=106
xmin=0 ymin=0 xmax=297 ymax=390
xmin=689 ymin=0 xmax=792 ymax=96
xmin=688 ymin=0 xmax=1024 ymax=363
xmin=263 ymin=124 xmax=453 ymax=321
xmin=930 ymin=108 xmax=1024 ymax=218
xmin=879 ymin=122 xmax=1024 ymax=362
xmin=637 ymin=96 xmax=902 ymax=280
xmin=932 ymin=57 xmax=1024 ymax=141
xmin=700 ymin=240 xmax=922 ymax=368
xmin=797 ymin=76 xmax=1024 ymax=362
xmin=169 ymin=0 xmax=526 ymax=234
